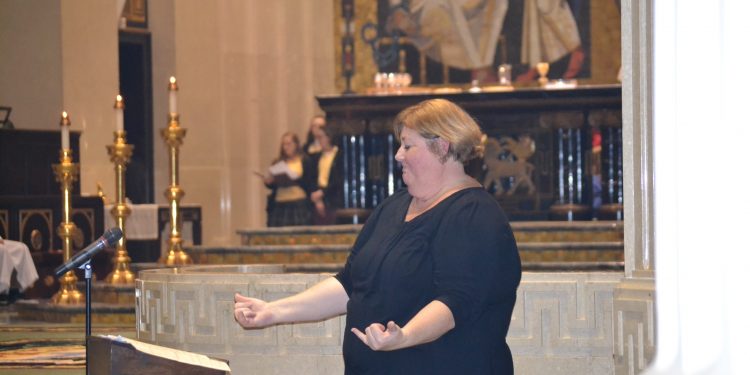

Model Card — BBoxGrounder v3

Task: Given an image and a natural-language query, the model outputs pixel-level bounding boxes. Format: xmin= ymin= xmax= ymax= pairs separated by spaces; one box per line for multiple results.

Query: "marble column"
xmin=613 ymin=1 xmax=656 ymax=374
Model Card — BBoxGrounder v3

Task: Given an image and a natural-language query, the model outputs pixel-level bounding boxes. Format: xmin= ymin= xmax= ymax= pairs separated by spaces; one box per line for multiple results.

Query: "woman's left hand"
xmin=351 ymin=321 xmax=405 ymax=351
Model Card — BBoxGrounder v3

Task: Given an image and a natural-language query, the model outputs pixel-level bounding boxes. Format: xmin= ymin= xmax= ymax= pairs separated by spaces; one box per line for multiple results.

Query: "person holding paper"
xmin=236 ymin=99 xmax=521 ymax=373
xmin=262 ymin=132 xmax=316 ymax=227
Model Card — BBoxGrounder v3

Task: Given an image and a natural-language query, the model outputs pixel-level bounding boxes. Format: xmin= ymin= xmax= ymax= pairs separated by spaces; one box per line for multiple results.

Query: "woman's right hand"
xmin=234 ymin=293 xmax=275 ymax=329
xmin=263 ymin=175 xmax=274 ymax=185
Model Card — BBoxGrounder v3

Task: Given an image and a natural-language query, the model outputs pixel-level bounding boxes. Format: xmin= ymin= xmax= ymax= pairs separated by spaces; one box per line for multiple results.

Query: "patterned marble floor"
xmin=0 ymin=302 xmax=136 ymax=375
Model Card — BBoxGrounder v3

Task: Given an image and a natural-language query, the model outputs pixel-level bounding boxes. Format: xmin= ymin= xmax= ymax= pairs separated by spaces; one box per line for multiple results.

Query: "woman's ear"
xmin=437 ymin=138 xmax=450 ymax=158
xmin=435 ymin=138 xmax=451 ymax=163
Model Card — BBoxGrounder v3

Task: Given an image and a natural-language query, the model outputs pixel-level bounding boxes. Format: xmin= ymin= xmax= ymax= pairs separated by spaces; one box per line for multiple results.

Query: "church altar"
xmin=316 ymin=84 xmax=623 ymax=221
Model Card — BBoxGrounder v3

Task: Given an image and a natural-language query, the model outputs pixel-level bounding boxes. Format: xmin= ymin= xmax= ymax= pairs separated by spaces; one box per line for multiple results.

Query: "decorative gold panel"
xmin=19 ymin=209 xmax=53 ymax=252
xmin=71 ymin=208 xmax=96 ymax=248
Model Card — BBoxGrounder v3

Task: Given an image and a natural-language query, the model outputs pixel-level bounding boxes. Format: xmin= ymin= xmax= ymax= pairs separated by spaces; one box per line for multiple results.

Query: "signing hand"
xmin=234 ymin=293 xmax=274 ymax=329
xmin=351 ymin=321 xmax=405 ymax=351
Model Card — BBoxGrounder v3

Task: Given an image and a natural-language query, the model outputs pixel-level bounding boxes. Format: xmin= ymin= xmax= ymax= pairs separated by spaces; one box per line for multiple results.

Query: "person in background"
xmin=310 ymin=124 xmax=342 ymax=225
xmin=0 ymin=234 xmax=39 ymax=304
xmin=303 ymin=115 xmax=326 ymax=157
xmin=262 ymin=132 xmax=316 ymax=227
xmin=236 ymin=98 xmax=522 ymax=374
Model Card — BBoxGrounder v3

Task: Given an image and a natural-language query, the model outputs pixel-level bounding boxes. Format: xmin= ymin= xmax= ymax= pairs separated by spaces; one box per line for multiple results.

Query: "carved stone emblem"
xmin=482 ymin=136 xmax=536 ymax=196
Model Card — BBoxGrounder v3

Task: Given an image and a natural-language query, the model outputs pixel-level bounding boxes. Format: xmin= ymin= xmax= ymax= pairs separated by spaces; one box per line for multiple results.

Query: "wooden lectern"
xmin=88 ymin=336 xmax=230 ymax=374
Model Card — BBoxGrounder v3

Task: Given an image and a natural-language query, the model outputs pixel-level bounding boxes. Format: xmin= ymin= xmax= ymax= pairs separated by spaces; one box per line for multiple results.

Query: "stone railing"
xmin=136 ymin=265 xmax=621 ymax=374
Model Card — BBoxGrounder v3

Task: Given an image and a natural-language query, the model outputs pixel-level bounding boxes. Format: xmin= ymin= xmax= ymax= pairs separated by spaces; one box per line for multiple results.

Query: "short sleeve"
xmin=432 ymin=197 xmax=520 ymax=325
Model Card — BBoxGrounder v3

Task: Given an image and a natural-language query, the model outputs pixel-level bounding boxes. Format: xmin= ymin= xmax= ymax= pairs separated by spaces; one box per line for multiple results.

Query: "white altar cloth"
xmin=0 ymin=238 xmax=39 ymax=294
xmin=104 ymin=204 xmax=159 ymax=240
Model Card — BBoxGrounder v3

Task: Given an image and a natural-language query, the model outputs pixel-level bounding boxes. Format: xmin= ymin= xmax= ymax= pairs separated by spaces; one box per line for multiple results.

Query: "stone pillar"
xmin=613 ymin=1 xmax=656 ymax=374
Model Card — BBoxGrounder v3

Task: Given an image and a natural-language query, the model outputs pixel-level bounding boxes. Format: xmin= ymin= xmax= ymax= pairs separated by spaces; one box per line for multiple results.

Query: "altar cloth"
xmin=104 ymin=204 xmax=159 ymax=240
xmin=0 ymin=238 xmax=39 ymax=294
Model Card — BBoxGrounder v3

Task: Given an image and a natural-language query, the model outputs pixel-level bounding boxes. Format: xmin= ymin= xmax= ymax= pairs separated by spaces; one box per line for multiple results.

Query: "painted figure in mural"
xmin=385 ymin=0 xmax=585 ymax=83
xmin=386 ymin=0 xmax=508 ymax=71
xmin=517 ymin=0 xmax=585 ymax=81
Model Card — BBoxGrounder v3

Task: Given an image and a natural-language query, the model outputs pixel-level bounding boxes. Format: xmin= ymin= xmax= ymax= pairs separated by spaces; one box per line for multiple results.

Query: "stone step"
xmin=283 ymin=261 xmax=624 ymax=273
xmin=13 ymin=300 xmax=135 ymax=324
xmin=186 ymin=239 xmax=624 ymax=265
xmin=237 ymin=221 xmax=623 ymax=246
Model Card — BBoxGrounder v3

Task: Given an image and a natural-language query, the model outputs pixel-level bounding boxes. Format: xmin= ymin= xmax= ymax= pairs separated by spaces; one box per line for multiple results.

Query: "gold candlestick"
xmin=105 ymin=107 xmax=135 ymax=283
xmin=51 ymin=113 xmax=83 ymax=305
xmin=159 ymin=77 xmax=192 ymax=265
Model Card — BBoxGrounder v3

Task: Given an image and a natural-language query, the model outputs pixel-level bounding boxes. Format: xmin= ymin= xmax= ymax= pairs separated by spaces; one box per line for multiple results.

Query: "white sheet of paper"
xmin=268 ymin=161 xmax=299 ymax=179
xmin=99 ymin=335 xmax=231 ymax=371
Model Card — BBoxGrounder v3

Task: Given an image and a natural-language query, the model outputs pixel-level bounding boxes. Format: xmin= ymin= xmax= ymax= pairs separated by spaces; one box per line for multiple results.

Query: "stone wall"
xmin=136 ymin=266 xmax=621 ymax=374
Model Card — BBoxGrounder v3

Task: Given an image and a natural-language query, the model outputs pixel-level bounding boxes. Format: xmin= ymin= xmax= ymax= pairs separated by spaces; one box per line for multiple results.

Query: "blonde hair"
xmin=393 ymin=99 xmax=485 ymax=163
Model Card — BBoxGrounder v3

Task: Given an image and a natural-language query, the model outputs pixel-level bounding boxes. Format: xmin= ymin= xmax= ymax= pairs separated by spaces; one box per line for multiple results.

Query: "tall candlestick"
xmin=160 ymin=76 xmax=191 ymax=265
xmin=60 ymin=111 xmax=70 ymax=150
xmin=168 ymin=76 xmax=178 ymax=114
xmin=52 ymin=134 xmax=82 ymax=305
xmin=106 ymin=128 xmax=135 ymax=284
xmin=115 ymin=95 xmax=124 ymax=132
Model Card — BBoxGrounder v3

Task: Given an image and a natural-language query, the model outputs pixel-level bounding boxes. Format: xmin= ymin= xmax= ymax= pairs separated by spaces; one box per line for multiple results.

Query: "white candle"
xmin=169 ymin=76 xmax=178 ymax=114
xmin=61 ymin=111 xmax=70 ymax=150
xmin=115 ymin=95 xmax=124 ymax=132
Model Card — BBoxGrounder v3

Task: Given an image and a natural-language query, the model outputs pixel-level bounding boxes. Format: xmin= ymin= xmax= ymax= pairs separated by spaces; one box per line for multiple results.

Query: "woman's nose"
xmin=395 ymin=146 xmax=404 ymax=161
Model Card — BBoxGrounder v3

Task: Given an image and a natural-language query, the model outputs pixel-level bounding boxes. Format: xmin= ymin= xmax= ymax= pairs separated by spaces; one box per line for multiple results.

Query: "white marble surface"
xmin=136 ymin=266 xmax=621 ymax=374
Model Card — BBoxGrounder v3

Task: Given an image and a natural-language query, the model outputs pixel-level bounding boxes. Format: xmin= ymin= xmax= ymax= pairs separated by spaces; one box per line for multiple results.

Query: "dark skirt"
xmin=268 ymin=199 xmax=312 ymax=227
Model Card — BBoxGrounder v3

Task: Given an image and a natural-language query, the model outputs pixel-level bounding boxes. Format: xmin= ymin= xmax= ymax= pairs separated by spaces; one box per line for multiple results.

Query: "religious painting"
xmin=334 ymin=0 xmax=621 ymax=92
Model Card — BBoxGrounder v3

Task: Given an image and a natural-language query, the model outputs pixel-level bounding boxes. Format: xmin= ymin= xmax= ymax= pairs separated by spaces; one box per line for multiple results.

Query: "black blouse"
xmin=335 ymin=187 xmax=522 ymax=374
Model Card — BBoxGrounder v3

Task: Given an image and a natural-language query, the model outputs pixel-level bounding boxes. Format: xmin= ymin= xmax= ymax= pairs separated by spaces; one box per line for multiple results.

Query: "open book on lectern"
xmin=91 ymin=335 xmax=231 ymax=374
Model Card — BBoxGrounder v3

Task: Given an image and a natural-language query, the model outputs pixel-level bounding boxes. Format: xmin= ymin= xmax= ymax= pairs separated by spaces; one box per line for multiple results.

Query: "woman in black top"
xmin=235 ymin=99 xmax=521 ymax=374
xmin=310 ymin=124 xmax=343 ymax=225
xmin=303 ymin=115 xmax=326 ymax=157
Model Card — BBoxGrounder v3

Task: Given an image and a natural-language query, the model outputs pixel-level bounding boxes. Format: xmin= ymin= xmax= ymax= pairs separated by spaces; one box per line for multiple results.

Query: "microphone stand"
xmin=80 ymin=260 xmax=93 ymax=375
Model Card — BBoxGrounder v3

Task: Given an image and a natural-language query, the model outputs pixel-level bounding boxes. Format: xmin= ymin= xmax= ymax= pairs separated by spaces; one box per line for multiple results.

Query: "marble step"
xmin=13 ymin=300 xmax=135 ymax=324
xmin=186 ymin=239 xmax=624 ymax=265
xmin=237 ymin=221 xmax=623 ymax=246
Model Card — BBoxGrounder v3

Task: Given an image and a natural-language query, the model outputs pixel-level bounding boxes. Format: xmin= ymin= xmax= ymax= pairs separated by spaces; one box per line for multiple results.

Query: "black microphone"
xmin=54 ymin=227 xmax=122 ymax=278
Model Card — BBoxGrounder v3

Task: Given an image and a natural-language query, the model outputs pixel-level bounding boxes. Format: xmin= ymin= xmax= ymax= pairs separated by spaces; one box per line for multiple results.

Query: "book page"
xmin=100 ymin=335 xmax=230 ymax=372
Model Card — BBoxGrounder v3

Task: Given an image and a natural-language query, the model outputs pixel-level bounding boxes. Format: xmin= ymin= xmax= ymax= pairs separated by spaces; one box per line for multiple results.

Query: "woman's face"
xmin=395 ymin=127 xmax=443 ymax=196
xmin=281 ymin=135 xmax=298 ymax=158
xmin=313 ymin=128 xmax=331 ymax=150
xmin=310 ymin=117 xmax=325 ymax=132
